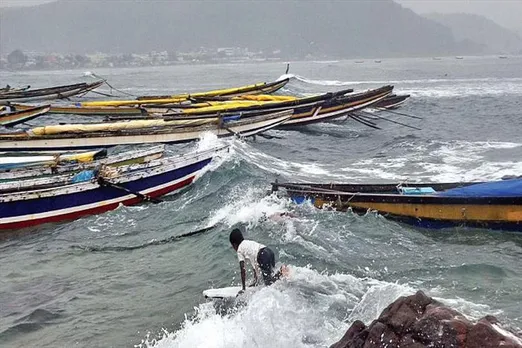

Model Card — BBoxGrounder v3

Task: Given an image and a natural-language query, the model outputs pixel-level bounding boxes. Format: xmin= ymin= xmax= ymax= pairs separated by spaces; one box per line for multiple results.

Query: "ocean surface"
xmin=1 ymin=56 xmax=521 ymax=348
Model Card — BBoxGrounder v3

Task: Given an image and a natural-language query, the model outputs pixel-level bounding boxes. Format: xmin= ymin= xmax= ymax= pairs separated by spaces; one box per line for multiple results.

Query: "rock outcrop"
xmin=331 ymin=291 xmax=522 ymax=348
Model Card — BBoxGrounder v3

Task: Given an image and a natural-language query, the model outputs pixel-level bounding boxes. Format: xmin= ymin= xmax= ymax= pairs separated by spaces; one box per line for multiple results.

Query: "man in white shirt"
xmin=229 ymin=228 xmax=283 ymax=292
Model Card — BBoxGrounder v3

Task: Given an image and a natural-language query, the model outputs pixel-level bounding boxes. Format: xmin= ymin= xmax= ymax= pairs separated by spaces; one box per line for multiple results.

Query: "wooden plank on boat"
xmin=0 ymin=145 xmax=165 ymax=180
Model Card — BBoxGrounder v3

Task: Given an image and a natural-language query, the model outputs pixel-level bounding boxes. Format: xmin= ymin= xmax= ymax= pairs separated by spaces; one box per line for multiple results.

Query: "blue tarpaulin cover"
xmin=223 ymin=115 xmax=241 ymax=122
xmin=438 ymin=179 xmax=522 ymax=197
xmin=72 ymin=170 xmax=96 ymax=183
xmin=399 ymin=187 xmax=436 ymax=195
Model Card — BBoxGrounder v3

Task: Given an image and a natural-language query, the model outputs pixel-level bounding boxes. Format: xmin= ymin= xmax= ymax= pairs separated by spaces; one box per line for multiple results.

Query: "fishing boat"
xmin=0 ymin=85 xmax=30 ymax=93
xmin=137 ymin=78 xmax=290 ymax=100
xmin=1 ymin=145 xmax=165 ymax=180
xmin=145 ymin=88 xmax=354 ymax=116
xmin=11 ymin=103 xmax=143 ymax=117
xmin=0 ymin=80 xmax=104 ymax=104
xmin=79 ymin=78 xmax=290 ymax=107
xmin=272 ymin=180 xmax=522 ymax=232
xmin=0 ymin=110 xmax=292 ymax=151
xmin=0 ymin=145 xmax=227 ymax=230
xmin=281 ymin=86 xmax=393 ymax=127
xmin=0 ymin=147 xmax=170 ymax=192
xmin=143 ymin=85 xmax=393 ymax=127
xmin=0 ymin=104 xmax=50 ymax=127
xmin=0 ymin=149 xmax=107 ymax=171
xmin=373 ymin=94 xmax=410 ymax=110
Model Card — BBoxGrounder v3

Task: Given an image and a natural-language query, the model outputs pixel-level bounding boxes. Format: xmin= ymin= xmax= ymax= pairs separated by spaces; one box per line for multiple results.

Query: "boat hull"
xmin=282 ymin=86 xmax=393 ymax=126
xmin=0 ymin=105 xmax=50 ymax=127
xmin=0 ymin=148 xmax=220 ymax=230
xmin=274 ymin=181 xmax=522 ymax=232
xmin=0 ymin=81 xmax=104 ymax=104
xmin=313 ymin=197 xmax=522 ymax=232
xmin=12 ymin=103 xmax=143 ymax=116
xmin=0 ymin=112 xmax=291 ymax=151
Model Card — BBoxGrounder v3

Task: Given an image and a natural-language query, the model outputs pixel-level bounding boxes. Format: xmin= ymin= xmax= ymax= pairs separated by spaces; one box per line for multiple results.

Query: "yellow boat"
xmin=81 ymin=78 xmax=290 ymax=107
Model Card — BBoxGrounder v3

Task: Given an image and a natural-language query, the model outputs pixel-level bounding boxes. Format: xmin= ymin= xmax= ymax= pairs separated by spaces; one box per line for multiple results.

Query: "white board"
xmin=203 ymin=286 xmax=243 ymax=299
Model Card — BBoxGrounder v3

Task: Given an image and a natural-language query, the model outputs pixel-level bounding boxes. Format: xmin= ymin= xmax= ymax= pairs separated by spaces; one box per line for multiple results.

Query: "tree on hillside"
xmin=7 ymin=49 xmax=28 ymax=68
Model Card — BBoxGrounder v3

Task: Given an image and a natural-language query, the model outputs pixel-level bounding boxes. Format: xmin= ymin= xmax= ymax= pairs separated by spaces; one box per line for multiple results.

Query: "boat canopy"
xmin=438 ymin=179 xmax=522 ymax=197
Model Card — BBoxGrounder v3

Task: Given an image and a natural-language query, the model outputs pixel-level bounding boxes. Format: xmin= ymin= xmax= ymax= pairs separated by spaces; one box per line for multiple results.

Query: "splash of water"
xmin=136 ymin=266 xmax=414 ymax=348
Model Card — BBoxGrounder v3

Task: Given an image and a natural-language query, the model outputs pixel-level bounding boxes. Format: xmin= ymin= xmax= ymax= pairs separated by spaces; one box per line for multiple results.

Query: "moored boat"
xmin=79 ymin=78 xmax=290 ymax=107
xmin=11 ymin=103 xmax=143 ymax=117
xmin=0 ymin=149 xmax=107 ymax=171
xmin=143 ymin=85 xmax=393 ymax=127
xmin=137 ymin=78 xmax=290 ymax=100
xmin=1 ymin=145 xmax=165 ymax=180
xmin=0 ymin=145 xmax=227 ymax=230
xmin=373 ymin=94 xmax=410 ymax=110
xmin=0 ymin=104 xmax=50 ymax=127
xmin=0 ymin=110 xmax=292 ymax=151
xmin=0 ymin=80 xmax=104 ymax=104
xmin=272 ymin=180 xmax=522 ymax=232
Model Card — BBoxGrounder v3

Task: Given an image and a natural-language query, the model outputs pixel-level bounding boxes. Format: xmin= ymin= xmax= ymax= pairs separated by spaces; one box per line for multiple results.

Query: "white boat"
xmin=0 ymin=110 xmax=292 ymax=151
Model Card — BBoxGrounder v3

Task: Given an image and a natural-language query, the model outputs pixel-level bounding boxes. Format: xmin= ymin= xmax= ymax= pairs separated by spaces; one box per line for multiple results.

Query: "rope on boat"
xmin=97 ymin=176 xmax=163 ymax=204
xmin=377 ymin=108 xmax=423 ymax=120
xmin=89 ymin=90 xmax=119 ymax=98
xmin=356 ymin=111 xmax=422 ymax=130
xmin=84 ymin=71 xmax=137 ymax=97
xmin=70 ymin=224 xmax=217 ymax=252
xmin=348 ymin=113 xmax=382 ymax=129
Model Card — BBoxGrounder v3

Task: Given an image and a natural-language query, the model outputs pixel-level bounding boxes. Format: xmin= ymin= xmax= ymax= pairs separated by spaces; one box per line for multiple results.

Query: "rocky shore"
xmin=331 ymin=291 xmax=522 ymax=348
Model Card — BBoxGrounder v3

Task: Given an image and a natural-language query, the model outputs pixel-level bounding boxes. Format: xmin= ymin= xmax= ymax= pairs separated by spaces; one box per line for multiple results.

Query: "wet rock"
xmin=330 ymin=290 xmax=522 ymax=348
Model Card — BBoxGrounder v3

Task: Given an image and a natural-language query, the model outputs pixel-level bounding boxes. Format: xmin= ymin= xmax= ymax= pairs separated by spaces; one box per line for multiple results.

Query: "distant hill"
xmin=0 ymin=0 xmax=482 ymax=58
xmin=425 ymin=13 xmax=522 ymax=54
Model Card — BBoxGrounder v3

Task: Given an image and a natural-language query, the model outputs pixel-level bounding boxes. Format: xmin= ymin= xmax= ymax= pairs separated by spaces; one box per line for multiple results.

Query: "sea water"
xmin=0 ymin=56 xmax=521 ymax=347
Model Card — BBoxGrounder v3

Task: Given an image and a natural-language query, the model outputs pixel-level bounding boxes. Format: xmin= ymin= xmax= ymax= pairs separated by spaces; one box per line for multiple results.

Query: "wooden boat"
xmin=1 ymin=145 xmax=165 ymax=180
xmin=0 ymin=104 xmax=50 ymax=127
xmin=0 ymin=149 xmax=107 ymax=171
xmin=0 ymin=85 xmax=30 ymax=93
xmin=136 ymin=78 xmax=290 ymax=100
xmin=0 ymin=110 xmax=292 ymax=151
xmin=143 ymin=85 xmax=393 ymax=127
xmin=272 ymin=180 xmax=522 ymax=232
xmin=80 ymin=78 xmax=290 ymax=107
xmin=373 ymin=94 xmax=410 ymax=110
xmin=0 ymin=145 xmax=227 ymax=230
xmin=281 ymin=86 xmax=392 ymax=127
xmin=145 ymin=88 xmax=354 ymax=115
xmin=0 ymin=147 xmax=170 ymax=192
xmin=11 ymin=103 xmax=143 ymax=117
xmin=0 ymin=80 xmax=104 ymax=104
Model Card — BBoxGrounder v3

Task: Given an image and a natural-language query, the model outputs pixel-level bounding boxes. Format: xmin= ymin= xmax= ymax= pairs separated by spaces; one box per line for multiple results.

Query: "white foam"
xmin=280 ymin=73 xmax=354 ymax=86
xmin=206 ymin=189 xmax=291 ymax=228
xmin=492 ymin=324 xmax=522 ymax=345
xmin=137 ymin=267 xmax=412 ymax=348
xmin=279 ymin=73 xmax=522 ymax=97
xmin=191 ymin=132 xmax=235 ymax=180
xmin=337 ymin=140 xmax=522 ymax=183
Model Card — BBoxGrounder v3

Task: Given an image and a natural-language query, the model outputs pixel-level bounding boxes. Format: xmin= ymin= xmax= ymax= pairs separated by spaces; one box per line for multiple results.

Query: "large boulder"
xmin=330 ymin=290 xmax=522 ymax=348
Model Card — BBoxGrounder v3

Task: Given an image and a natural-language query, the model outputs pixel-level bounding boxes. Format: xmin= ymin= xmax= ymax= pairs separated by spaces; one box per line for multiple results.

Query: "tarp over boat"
xmin=438 ymin=179 xmax=522 ymax=197
xmin=27 ymin=118 xmax=218 ymax=136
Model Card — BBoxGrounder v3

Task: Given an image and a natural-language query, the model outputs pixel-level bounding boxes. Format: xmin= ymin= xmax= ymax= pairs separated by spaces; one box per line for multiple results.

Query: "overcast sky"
xmin=2 ymin=0 xmax=521 ymax=31
xmin=395 ymin=0 xmax=522 ymax=31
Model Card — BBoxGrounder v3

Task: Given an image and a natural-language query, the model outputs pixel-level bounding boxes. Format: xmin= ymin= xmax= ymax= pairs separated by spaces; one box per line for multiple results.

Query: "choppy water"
xmin=1 ymin=57 xmax=522 ymax=348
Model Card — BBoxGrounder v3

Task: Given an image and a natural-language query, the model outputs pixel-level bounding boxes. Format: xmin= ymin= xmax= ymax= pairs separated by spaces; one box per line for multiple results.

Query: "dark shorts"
xmin=257 ymin=247 xmax=276 ymax=285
